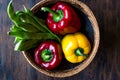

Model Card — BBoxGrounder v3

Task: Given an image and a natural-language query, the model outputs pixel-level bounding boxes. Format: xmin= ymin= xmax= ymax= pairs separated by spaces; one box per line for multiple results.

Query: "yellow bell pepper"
xmin=61 ymin=32 xmax=91 ymax=63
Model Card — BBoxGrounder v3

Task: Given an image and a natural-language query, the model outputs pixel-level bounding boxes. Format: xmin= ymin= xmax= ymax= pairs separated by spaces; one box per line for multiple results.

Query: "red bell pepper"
xmin=34 ymin=40 xmax=62 ymax=70
xmin=41 ymin=2 xmax=81 ymax=35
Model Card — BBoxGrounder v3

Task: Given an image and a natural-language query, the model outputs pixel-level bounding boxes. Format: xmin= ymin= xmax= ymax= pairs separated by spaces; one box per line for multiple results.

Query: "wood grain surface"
xmin=0 ymin=0 xmax=120 ymax=80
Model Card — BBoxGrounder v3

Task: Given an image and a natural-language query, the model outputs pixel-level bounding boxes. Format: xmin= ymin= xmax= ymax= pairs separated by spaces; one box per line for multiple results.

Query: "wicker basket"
xmin=23 ymin=0 xmax=100 ymax=78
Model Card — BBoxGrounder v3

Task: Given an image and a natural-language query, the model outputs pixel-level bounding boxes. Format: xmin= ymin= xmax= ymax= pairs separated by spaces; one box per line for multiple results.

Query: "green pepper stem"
xmin=75 ymin=48 xmax=86 ymax=56
xmin=41 ymin=7 xmax=63 ymax=22
xmin=41 ymin=49 xmax=53 ymax=62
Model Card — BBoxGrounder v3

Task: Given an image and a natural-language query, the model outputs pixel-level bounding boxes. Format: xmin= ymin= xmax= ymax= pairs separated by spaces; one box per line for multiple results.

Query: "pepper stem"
xmin=41 ymin=7 xmax=63 ymax=22
xmin=75 ymin=48 xmax=86 ymax=56
xmin=41 ymin=49 xmax=53 ymax=62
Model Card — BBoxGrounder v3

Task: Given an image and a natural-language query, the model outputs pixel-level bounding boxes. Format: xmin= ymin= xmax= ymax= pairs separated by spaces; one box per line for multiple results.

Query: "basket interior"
xmin=26 ymin=1 xmax=94 ymax=72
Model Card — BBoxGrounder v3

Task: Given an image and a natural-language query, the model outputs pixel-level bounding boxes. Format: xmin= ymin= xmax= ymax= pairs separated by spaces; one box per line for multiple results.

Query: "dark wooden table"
xmin=0 ymin=0 xmax=120 ymax=80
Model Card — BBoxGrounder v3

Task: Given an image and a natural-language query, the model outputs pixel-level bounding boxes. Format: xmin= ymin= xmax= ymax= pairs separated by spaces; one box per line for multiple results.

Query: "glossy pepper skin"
xmin=34 ymin=41 xmax=62 ymax=70
xmin=41 ymin=2 xmax=81 ymax=35
xmin=61 ymin=32 xmax=91 ymax=63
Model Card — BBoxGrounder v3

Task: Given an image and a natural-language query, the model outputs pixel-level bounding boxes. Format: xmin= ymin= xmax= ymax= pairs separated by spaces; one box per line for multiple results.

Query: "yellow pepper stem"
xmin=75 ymin=48 xmax=86 ymax=56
